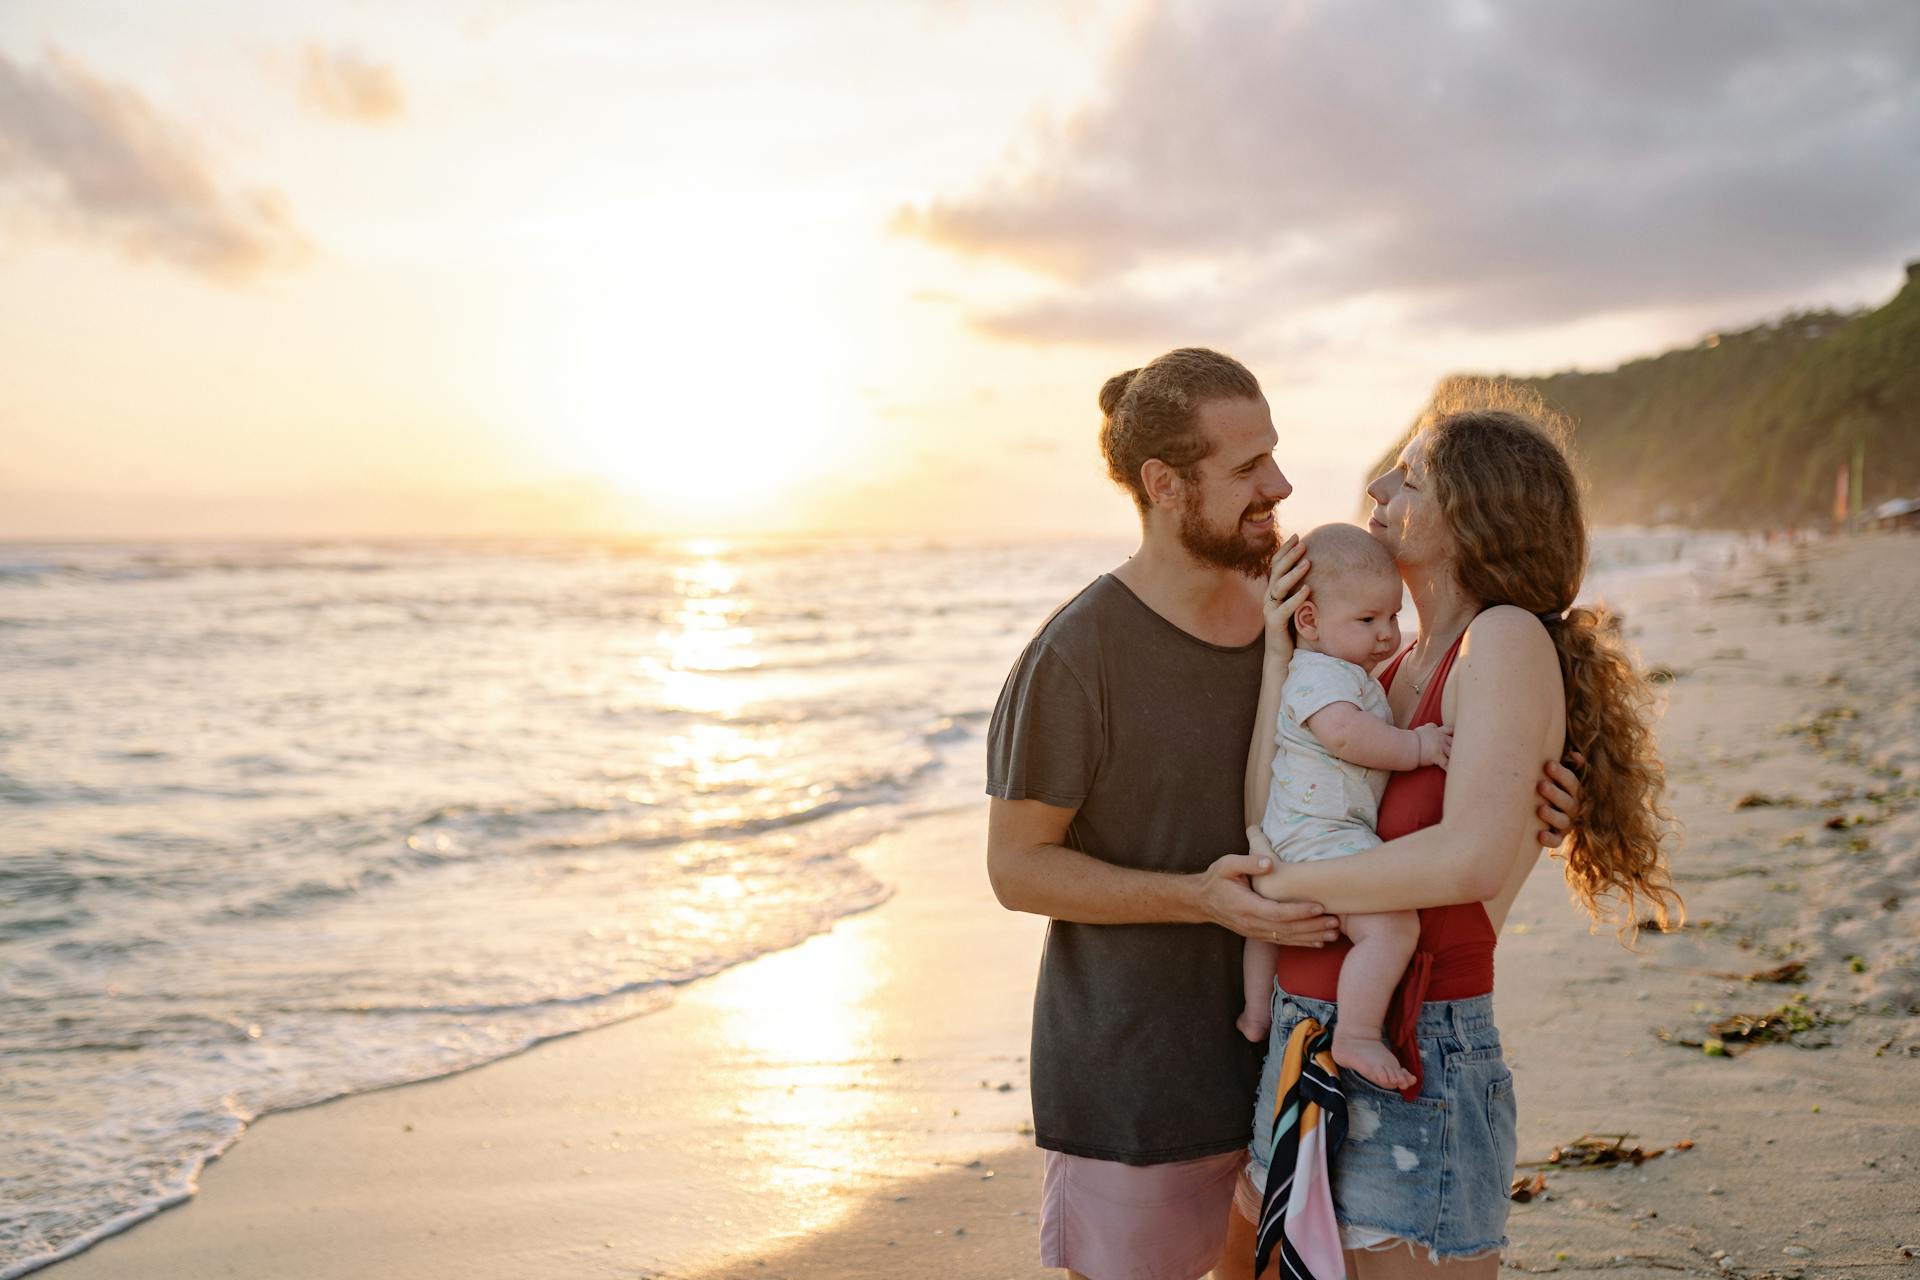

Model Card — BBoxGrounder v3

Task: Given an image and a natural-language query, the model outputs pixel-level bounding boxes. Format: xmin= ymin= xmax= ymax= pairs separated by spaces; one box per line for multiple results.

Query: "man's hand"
xmin=1535 ymin=750 xmax=1585 ymax=848
xmin=1262 ymin=535 xmax=1311 ymax=656
xmin=1196 ymin=846 xmax=1339 ymax=945
xmin=1415 ymin=723 xmax=1454 ymax=769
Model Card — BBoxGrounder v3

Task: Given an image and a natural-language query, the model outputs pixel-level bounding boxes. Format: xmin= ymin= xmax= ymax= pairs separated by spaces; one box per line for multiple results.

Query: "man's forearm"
xmin=988 ymin=839 xmax=1203 ymax=926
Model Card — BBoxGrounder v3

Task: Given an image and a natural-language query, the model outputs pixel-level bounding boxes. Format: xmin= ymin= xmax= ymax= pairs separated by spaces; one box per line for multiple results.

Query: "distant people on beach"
xmin=985 ymin=348 xmax=1597 ymax=1280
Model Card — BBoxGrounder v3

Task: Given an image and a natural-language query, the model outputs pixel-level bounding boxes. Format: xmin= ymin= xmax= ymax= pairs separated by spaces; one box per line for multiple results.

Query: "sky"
xmin=2 ymin=0 xmax=1916 ymax=542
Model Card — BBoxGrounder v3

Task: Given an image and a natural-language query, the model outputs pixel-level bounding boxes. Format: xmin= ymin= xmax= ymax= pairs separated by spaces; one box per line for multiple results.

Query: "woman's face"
xmin=1365 ymin=433 xmax=1448 ymax=567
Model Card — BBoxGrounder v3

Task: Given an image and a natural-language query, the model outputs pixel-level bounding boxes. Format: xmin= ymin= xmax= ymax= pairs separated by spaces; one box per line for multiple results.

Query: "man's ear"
xmin=1139 ymin=458 xmax=1182 ymax=512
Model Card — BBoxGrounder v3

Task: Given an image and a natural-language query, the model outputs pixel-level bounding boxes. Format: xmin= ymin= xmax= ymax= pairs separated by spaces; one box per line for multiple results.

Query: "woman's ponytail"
xmin=1417 ymin=382 xmax=1683 ymax=940
xmin=1549 ymin=605 xmax=1682 ymax=935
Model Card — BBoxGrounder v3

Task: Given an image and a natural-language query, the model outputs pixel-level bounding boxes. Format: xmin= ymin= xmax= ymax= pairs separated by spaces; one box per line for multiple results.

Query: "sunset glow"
xmin=2 ymin=3 xmax=1911 ymax=541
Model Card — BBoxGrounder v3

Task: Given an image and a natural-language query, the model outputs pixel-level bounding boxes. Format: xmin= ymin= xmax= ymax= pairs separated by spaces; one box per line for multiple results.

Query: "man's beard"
xmin=1179 ymin=488 xmax=1277 ymax=578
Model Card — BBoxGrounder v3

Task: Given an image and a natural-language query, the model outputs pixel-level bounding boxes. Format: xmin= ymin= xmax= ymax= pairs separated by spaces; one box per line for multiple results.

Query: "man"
xmin=986 ymin=348 xmax=1578 ymax=1280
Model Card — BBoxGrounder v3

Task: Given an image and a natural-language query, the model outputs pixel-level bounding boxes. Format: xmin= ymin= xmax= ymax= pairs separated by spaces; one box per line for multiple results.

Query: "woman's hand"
xmin=1535 ymin=750 xmax=1585 ymax=848
xmin=1262 ymin=534 xmax=1310 ymax=656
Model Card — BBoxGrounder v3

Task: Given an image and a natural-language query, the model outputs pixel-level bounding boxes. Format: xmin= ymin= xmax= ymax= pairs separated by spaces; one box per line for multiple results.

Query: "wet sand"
xmin=45 ymin=533 xmax=1920 ymax=1280
xmin=44 ymin=810 xmax=1050 ymax=1279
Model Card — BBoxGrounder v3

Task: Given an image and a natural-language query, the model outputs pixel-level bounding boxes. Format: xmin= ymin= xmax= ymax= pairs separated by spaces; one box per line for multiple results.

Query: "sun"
xmin=507 ymin=208 xmax=869 ymax=534
xmin=561 ymin=373 xmax=831 ymax=528
xmin=546 ymin=310 xmax=850 ymax=531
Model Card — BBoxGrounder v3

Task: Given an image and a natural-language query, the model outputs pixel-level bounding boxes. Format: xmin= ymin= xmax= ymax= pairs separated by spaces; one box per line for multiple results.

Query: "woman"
xmin=1228 ymin=384 xmax=1680 ymax=1277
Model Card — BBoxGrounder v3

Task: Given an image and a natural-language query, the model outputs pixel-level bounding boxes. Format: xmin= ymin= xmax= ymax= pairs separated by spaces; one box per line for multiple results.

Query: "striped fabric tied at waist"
xmin=1254 ymin=1016 xmax=1348 ymax=1280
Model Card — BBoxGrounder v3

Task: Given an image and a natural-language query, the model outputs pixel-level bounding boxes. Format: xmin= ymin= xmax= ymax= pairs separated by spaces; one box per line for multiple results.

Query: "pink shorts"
xmin=1040 ymin=1148 xmax=1248 ymax=1280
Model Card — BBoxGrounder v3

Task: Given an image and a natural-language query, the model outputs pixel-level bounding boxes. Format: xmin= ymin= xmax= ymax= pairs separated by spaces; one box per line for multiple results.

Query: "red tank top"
xmin=1271 ymin=632 xmax=1496 ymax=1099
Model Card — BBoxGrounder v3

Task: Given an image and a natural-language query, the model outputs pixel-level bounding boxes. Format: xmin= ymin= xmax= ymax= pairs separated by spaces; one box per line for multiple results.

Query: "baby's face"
xmin=1305 ymin=570 xmax=1404 ymax=669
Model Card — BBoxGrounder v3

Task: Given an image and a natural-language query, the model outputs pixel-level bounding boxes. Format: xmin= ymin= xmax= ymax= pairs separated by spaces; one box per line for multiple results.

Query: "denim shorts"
xmin=1245 ymin=984 xmax=1517 ymax=1261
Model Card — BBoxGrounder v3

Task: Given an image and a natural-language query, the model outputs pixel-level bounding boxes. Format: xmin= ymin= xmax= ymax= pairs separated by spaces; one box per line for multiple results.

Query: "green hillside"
xmin=1372 ymin=264 xmax=1920 ymax=528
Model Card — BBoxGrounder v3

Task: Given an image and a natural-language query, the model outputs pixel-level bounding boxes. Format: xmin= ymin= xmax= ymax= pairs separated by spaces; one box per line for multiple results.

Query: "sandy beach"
xmin=42 ymin=532 xmax=1919 ymax=1280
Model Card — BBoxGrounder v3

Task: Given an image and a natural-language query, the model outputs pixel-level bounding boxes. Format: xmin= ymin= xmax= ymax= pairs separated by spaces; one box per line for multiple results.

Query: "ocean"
xmin=0 ymin=529 xmax=1746 ymax=1275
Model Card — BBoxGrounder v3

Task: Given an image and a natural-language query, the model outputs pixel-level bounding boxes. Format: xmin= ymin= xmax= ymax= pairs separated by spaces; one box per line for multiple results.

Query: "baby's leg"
xmin=1330 ymin=910 xmax=1421 ymax=1091
xmin=1239 ymin=937 xmax=1277 ymax=1042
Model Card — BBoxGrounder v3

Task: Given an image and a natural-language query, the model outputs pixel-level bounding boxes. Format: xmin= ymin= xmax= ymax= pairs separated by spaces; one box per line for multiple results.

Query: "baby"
xmin=1239 ymin=522 xmax=1451 ymax=1091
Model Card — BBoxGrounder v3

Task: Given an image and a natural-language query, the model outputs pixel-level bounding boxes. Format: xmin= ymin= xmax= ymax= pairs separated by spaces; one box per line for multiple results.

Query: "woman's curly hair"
xmin=1416 ymin=379 xmax=1683 ymax=936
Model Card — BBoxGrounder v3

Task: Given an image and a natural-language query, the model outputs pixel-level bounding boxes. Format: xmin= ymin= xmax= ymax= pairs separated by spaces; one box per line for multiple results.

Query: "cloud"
xmin=897 ymin=0 xmax=1920 ymax=339
xmin=297 ymin=45 xmax=405 ymax=123
xmin=0 ymin=49 xmax=306 ymax=280
xmin=969 ymin=270 xmax=1284 ymax=348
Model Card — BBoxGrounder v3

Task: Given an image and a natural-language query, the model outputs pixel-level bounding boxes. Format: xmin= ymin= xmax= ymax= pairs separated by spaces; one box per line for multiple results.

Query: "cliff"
xmin=1370 ymin=265 xmax=1920 ymax=527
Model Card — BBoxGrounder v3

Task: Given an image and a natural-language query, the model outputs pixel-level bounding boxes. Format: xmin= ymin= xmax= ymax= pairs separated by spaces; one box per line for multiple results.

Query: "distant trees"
xmin=1371 ymin=268 xmax=1920 ymax=528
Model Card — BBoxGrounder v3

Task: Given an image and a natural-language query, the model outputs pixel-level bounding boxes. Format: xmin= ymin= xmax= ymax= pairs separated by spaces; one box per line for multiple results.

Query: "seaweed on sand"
xmin=1518 ymin=1133 xmax=1693 ymax=1170
xmin=1658 ymin=1000 xmax=1840 ymax=1055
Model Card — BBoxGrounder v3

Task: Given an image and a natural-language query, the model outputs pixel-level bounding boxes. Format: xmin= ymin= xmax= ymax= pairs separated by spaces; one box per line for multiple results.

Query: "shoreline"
xmin=37 ymin=532 xmax=1920 ymax=1280
xmin=40 ymin=806 xmax=1049 ymax=1279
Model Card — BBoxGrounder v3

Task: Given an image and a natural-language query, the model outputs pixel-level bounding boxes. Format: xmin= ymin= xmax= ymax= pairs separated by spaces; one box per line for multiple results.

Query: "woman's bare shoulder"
xmin=1458 ymin=605 xmax=1558 ymax=675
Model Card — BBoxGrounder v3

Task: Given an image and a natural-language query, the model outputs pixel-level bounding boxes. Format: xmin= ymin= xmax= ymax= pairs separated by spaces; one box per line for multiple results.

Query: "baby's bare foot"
xmin=1236 ymin=1008 xmax=1272 ymax=1043
xmin=1332 ymin=1032 xmax=1416 ymax=1091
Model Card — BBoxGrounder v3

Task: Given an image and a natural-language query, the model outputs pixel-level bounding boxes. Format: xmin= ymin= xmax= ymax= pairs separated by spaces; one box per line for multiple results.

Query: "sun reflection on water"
xmin=644 ymin=543 xmax=891 ymax=1235
xmin=645 ymin=549 xmax=762 ymax=717
xmin=655 ymin=723 xmax=770 ymax=792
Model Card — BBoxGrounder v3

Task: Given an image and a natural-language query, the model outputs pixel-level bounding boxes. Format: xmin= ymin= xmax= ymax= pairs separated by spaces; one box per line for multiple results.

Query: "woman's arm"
xmin=1249 ymin=606 xmax=1562 ymax=913
xmin=1243 ymin=537 xmax=1309 ymax=830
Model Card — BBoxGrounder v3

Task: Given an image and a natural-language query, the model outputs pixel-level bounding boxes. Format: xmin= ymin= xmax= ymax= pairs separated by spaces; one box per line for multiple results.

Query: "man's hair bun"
xmin=1098 ymin=369 xmax=1140 ymax=420
xmin=1095 ymin=349 xmax=1260 ymax=511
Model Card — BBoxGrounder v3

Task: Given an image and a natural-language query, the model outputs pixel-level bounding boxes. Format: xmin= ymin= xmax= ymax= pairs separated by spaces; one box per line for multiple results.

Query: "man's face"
xmin=1176 ymin=396 xmax=1292 ymax=578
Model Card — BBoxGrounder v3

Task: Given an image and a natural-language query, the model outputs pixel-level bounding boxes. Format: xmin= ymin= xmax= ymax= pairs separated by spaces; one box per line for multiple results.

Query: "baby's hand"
xmin=1415 ymin=723 xmax=1453 ymax=769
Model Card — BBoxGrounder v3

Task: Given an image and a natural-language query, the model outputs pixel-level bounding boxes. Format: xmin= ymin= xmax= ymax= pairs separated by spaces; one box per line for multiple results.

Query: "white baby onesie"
xmin=1259 ymin=649 xmax=1394 ymax=864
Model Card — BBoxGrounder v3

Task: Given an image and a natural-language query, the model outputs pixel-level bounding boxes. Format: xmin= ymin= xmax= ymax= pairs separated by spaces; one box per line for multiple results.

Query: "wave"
xmin=0 ymin=535 xmax=1111 ymax=1276
xmin=206 ymin=874 xmax=380 ymax=922
xmin=925 ymin=710 xmax=989 ymax=743
xmin=0 ymin=854 xmax=897 ymax=1280
xmin=0 ymin=559 xmax=59 ymax=584
xmin=185 ymin=751 xmax=938 ymax=926
xmin=0 ymin=772 xmax=49 ymax=805
xmin=528 ymin=795 xmax=868 ymax=855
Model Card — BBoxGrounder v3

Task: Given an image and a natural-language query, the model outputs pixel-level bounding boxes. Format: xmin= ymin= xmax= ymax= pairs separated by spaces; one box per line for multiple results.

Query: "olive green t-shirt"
xmin=986 ymin=573 xmax=1264 ymax=1165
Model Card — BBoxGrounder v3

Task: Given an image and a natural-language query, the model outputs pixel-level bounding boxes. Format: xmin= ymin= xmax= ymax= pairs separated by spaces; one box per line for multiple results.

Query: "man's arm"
xmin=1538 ymin=755 xmax=1583 ymax=846
xmin=987 ymin=796 xmax=1339 ymax=944
xmin=1243 ymin=537 xmax=1310 ymax=829
xmin=1243 ymin=647 xmax=1291 ymax=830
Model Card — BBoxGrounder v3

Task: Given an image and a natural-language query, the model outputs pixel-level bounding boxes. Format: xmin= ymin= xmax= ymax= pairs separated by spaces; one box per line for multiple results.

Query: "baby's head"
xmin=1294 ymin=523 xmax=1404 ymax=668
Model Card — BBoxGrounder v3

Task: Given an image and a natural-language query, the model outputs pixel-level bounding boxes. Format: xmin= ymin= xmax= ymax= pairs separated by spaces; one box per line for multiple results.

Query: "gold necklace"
xmin=1405 ymin=627 xmax=1466 ymax=695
